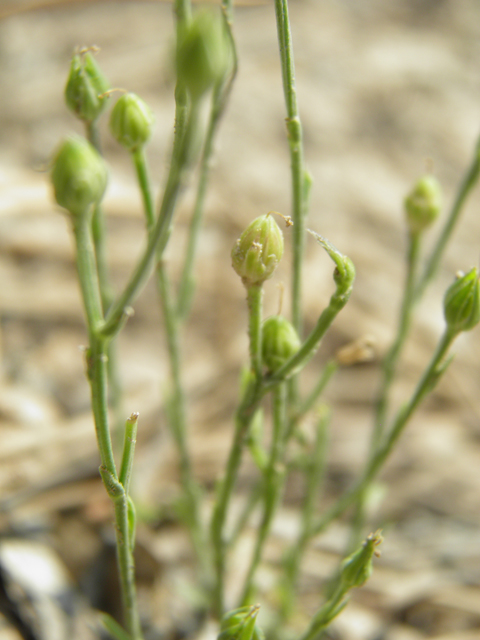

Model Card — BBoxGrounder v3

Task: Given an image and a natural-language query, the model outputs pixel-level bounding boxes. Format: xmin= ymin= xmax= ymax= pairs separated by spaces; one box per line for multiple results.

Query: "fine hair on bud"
xmin=231 ymin=213 xmax=284 ymax=288
xmin=110 ymin=92 xmax=155 ymax=153
xmin=262 ymin=315 xmax=301 ymax=372
xmin=404 ymin=174 xmax=442 ymax=235
xmin=51 ymin=135 xmax=108 ymax=217
xmin=65 ymin=50 xmax=110 ymax=123
xmin=444 ymin=266 xmax=480 ymax=334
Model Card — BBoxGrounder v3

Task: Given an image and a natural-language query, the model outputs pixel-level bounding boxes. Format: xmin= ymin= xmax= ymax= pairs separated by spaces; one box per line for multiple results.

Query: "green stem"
xmin=311 ymin=327 xmax=457 ymax=537
xmin=266 ymin=281 xmax=351 ymax=390
xmin=280 ymin=408 xmax=329 ymax=621
xmin=73 ymin=212 xmax=142 ymax=639
xmin=177 ymin=77 xmax=236 ymax=319
xmin=247 ymin=285 xmax=264 ymax=379
xmin=240 ymin=383 xmax=287 ymax=605
xmin=133 ymin=148 xmax=155 ymax=232
xmin=119 ymin=413 xmax=139 ymax=496
xmin=297 ymin=582 xmax=348 ymax=640
xmin=415 ymin=134 xmax=480 ymax=300
xmin=287 ymin=359 xmax=337 ymax=440
xmin=156 ymin=266 xmax=206 ymax=570
xmin=210 ymin=377 xmax=264 ymax=618
xmin=99 ymin=102 xmax=192 ymax=339
xmin=374 ymin=232 xmax=421 ymax=444
xmin=273 ymin=0 xmax=308 ymax=337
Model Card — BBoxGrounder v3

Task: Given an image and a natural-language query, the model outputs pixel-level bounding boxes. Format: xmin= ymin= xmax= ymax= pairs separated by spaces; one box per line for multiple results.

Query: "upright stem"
xmin=373 ymin=232 xmax=421 ymax=444
xmin=273 ymin=0 xmax=308 ymax=338
xmin=73 ymin=212 xmax=142 ymax=639
xmin=279 ymin=408 xmax=329 ymax=621
xmin=240 ymin=382 xmax=287 ymax=605
xmin=211 ymin=282 xmax=264 ymax=617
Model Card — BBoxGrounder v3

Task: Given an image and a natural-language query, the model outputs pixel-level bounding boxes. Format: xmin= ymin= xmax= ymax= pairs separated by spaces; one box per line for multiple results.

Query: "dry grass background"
xmin=0 ymin=0 xmax=480 ymax=639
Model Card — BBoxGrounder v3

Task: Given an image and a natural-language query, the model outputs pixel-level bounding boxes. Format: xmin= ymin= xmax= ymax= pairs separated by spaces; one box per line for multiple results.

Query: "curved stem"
xmin=311 ymin=327 xmax=457 ymax=537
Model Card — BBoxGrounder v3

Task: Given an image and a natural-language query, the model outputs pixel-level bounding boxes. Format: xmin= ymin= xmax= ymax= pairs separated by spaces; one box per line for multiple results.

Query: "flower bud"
xmin=176 ymin=9 xmax=233 ymax=101
xmin=262 ymin=316 xmax=301 ymax=373
xmin=231 ymin=214 xmax=284 ymax=287
xmin=404 ymin=175 xmax=442 ymax=234
xmin=109 ymin=92 xmax=155 ymax=153
xmin=218 ymin=606 xmax=264 ymax=640
xmin=51 ymin=135 xmax=107 ymax=217
xmin=64 ymin=51 xmax=110 ymax=123
xmin=340 ymin=530 xmax=383 ymax=590
xmin=444 ymin=267 xmax=480 ymax=334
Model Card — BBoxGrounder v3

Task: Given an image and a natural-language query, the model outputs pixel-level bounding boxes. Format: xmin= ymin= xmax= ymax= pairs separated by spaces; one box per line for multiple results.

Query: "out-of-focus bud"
xmin=218 ymin=605 xmax=265 ymax=640
xmin=176 ymin=9 xmax=233 ymax=101
xmin=262 ymin=315 xmax=301 ymax=373
xmin=404 ymin=175 xmax=442 ymax=235
xmin=340 ymin=530 xmax=383 ymax=590
xmin=64 ymin=50 xmax=110 ymax=123
xmin=51 ymin=135 xmax=107 ymax=217
xmin=444 ymin=267 xmax=480 ymax=334
xmin=231 ymin=214 xmax=284 ymax=288
xmin=109 ymin=92 xmax=155 ymax=153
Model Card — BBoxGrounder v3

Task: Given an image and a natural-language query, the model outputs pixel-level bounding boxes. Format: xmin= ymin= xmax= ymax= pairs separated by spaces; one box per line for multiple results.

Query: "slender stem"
xmin=133 ymin=148 xmax=155 ymax=231
xmin=240 ymin=383 xmax=287 ymax=605
xmin=119 ymin=412 xmax=139 ymax=496
xmin=99 ymin=105 xmax=192 ymax=339
xmin=297 ymin=582 xmax=348 ymax=640
xmin=247 ymin=285 xmax=264 ymax=378
xmin=311 ymin=327 xmax=457 ymax=537
xmin=228 ymin=480 xmax=263 ymax=548
xmin=273 ymin=0 xmax=307 ymax=338
xmin=210 ymin=377 xmax=264 ymax=618
xmin=156 ymin=265 xmax=206 ymax=569
xmin=287 ymin=359 xmax=337 ymax=440
xmin=373 ymin=232 xmax=421 ymax=444
xmin=177 ymin=76 xmax=236 ymax=319
xmin=279 ymin=408 xmax=329 ymax=621
xmin=266 ymin=281 xmax=352 ymax=390
xmin=415 ymin=133 xmax=480 ymax=300
xmin=72 ymin=212 xmax=142 ymax=639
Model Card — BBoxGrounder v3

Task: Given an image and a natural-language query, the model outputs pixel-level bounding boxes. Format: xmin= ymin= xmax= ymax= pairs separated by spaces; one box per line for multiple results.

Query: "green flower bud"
xmin=109 ymin=92 xmax=155 ymax=153
xmin=444 ymin=267 xmax=480 ymax=334
xmin=340 ymin=530 xmax=383 ymax=590
xmin=64 ymin=51 xmax=110 ymax=123
xmin=218 ymin=606 xmax=264 ymax=640
xmin=404 ymin=175 xmax=442 ymax=234
xmin=51 ymin=135 xmax=107 ymax=217
xmin=176 ymin=9 xmax=233 ymax=101
xmin=262 ymin=315 xmax=301 ymax=373
xmin=231 ymin=214 xmax=284 ymax=287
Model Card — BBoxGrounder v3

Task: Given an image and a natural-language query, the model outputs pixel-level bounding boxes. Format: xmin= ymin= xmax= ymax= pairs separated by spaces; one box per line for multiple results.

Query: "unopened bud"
xmin=231 ymin=214 xmax=284 ymax=287
xmin=64 ymin=50 xmax=110 ymax=123
xmin=218 ymin=605 xmax=264 ymax=640
xmin=51 ymin=135 xmax=107 ymax=217
xmin=110 ymin=92 xmax=155 ymax=153
xmin=262 ymin=316 xmax=301 ymax=373
xmin=404 ymin=175 xmax=442 ymax=235
xmin=340 ymin=530 xmax=383 ymax=590
xmin=176 ymin=9 xmax=233 ymax=101
xmin=444 ymin=267 xmax=480 ymax=334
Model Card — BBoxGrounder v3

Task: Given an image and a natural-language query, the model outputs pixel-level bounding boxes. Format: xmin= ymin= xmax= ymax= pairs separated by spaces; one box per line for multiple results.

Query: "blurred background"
xmin=0 ymin=0 xmax=480 ymax=638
